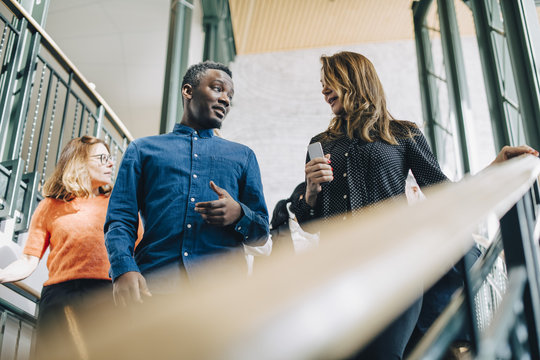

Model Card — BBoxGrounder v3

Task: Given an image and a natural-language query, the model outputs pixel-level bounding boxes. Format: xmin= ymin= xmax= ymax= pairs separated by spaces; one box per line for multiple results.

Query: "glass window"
xmin=454 ymin=0 xmax=497 ymax=171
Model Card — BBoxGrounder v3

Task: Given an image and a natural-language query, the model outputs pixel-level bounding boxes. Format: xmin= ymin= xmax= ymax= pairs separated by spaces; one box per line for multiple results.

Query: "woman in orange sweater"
xmin=0 ymin=135 xmax=121 ymax=359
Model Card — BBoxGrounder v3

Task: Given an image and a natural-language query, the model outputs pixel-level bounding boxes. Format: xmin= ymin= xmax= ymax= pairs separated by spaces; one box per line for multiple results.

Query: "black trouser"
xmin=350 ymin=246 xmax=482 ymax=359
xmin=404 ymin=246 xmax=482 ymax=356
xmin=415 ymin=246 xmax=482 ymax=338
xmin=34 ymin=279 xmax=112 ymax=360
xmin=350 ymin=298 xmax=423 ymax=360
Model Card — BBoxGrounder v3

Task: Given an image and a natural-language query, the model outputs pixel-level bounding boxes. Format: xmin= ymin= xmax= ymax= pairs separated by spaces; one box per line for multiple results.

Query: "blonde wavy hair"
xmin=42 ymin=136 xmax=112 ymax=201
xmin=320 ymin=51 xmax=416 ymax=144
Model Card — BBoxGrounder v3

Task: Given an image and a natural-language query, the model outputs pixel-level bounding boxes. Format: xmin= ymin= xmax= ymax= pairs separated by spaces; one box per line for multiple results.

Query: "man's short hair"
xmin=181 ymin=61 xmax=232 ymax=89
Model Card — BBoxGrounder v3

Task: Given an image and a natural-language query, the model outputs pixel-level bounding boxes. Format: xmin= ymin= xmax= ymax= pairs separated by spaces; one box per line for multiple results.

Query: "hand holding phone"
xmin=308 ymin=142 xmax=325 ymax=160
xmin=305 ymin=142 xmax=332 ymax=207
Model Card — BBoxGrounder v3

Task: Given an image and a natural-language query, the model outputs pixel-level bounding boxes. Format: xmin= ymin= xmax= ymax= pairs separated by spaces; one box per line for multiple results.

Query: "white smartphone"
xmin=308 ymin=142 xmax=325 ymax=160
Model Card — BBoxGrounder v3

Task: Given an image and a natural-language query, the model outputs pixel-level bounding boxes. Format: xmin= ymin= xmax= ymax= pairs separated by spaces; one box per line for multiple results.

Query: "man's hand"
xmin=195 ymin=181 xmax=242 ymax=226
xmin=491 ymin=145 xmax=539 ymax=165
xmin=113 ymin=271 xmax=152 ymax=306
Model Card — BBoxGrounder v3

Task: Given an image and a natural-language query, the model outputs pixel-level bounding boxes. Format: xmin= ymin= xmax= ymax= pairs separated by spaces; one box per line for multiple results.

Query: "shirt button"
xmin=194 ymin=137 xmax=198 ymax=141
xmin=194 ymin=154 xmax=198 ymax=158
xmin=193 ymin=174 xmax=198 ymax=178
xmin=238 ymin=226 xmax=242 ymax=230
xmin=187 ymin=224 xmax=192 ymax=228
xmin=344 ymin=152 xmax=349 ymax=157
xmin=246 ymin=236 xmax=249 ymax=240
xmin=343 ymin=173 xmax=347 ymax=177
xmin=343 ymin=195 xmax=347 ymax=199
xmin=184 ymin=252 xmax=188 ymax=256
xmin=191 ymin=198 xmax=195 ymax=202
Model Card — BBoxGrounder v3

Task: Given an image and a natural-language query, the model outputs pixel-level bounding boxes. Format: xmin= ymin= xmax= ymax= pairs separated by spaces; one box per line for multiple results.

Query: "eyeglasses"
xmin=90 ymin=154 xmax=113 ymax=165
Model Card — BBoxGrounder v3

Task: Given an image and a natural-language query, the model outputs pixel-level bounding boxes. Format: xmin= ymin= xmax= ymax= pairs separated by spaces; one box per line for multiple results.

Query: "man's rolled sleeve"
xmin=236 ymin=151 xmax=269 ymax=246
xmin=104 ymin=142 xmax=143 ymax=281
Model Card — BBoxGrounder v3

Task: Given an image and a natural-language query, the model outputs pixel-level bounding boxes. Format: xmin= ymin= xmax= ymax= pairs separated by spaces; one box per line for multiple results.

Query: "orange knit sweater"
xmin=23 ymin=195 xmax=141 ymax=286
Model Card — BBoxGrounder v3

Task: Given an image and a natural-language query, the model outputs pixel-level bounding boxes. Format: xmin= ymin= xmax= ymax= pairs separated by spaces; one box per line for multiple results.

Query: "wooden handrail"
xmin=3 ymin=0 xmax=134 ymax=142
xmin=45 ymin=155 xmax=540 ymax=360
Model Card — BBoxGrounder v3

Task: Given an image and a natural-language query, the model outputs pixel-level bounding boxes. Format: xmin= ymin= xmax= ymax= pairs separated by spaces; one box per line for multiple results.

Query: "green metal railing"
xmin=408 ymin=176 xmax=540 ymax=358
xmin=0 ymin=0 xmax=134 ymax=358
xmin=0 ymin=0 xmax=133 ymax=235
xmin=0 ymin=282 xmax=39 ymax=360
xmin=413 ymin=1 xmax=540 ymax=355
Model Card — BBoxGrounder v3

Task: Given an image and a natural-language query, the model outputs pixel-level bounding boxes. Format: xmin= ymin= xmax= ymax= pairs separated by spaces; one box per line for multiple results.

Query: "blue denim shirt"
xmin=104 ymin=124 xmax=269 ymax=281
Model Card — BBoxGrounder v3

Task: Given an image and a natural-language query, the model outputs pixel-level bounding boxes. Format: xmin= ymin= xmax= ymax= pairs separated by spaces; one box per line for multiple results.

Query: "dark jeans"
xmin=416 ymin=246 xmax=481 ymax=338
xmin=405 ymin=246 xmax=482 ymax=354
xmin=349 ymin=298 xmax=423 ymax=360
xmin=34 ymin=279 xmax=112 ymax=360
xmin=349 ymin=246 xmax=481 ymax=360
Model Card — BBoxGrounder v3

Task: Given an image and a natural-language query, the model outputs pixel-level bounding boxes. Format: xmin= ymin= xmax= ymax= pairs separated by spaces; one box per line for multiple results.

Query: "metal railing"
xmin=0 ymin=0 xmax=134 ymax=358
xmin=0 ymin=282 xmax=39 ymax=360
xmin=0 ymin=0 xmax=133 ymax=235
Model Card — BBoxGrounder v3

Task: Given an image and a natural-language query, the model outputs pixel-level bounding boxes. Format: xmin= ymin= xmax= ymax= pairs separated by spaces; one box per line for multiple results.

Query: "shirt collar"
xmin=172 ymin=123 xmax=215 ymax=138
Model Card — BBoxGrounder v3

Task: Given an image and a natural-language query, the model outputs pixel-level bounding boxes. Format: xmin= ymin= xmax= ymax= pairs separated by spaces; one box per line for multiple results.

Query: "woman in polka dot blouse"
xmin=290 ymin=51 xmax=538 ymax=359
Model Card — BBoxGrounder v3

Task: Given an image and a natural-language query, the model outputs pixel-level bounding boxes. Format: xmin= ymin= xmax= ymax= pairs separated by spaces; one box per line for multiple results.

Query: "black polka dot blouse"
xmin=290 ymin=126 xmax=448 ymax=224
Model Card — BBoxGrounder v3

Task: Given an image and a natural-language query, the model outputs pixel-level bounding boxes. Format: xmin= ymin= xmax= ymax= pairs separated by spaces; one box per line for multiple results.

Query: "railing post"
xmin=94 ymin=105 xmax=104 ymax=139
xmin=13 ymin=171 xmax=40 ymax=235
xmin=478 ymin=267 xmax=529 ymax=359
xmin=458 ymin=253 xmax=481 ymax=356
xmin=6 ymin=30 xmax=41 ymax=163
xmin=500 ymin=195 xmax=540 ymax=358
xmin=0 ymin=19 xmax=28 ymax=162
xmin=532 ymin=180 xmax=540 ymax=209
xmin=32 ymin=67 xmax=52 ymax=174
xmin=4 ymin=0 xmax=50 ymax=163
xmin=77 ymin=105 xmax=86 ymax=137
xmin=0 ymin=158 xmax=24 ymax=220
xmin=55 ymin=72 xmax=73 ymax=162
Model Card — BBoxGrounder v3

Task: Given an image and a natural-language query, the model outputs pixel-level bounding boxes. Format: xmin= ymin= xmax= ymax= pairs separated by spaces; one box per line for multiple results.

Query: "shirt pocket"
xmin=144 ymin=155 xmax=188 ymax=196
xmin=210 ymin=156 xmax=242 ymax=199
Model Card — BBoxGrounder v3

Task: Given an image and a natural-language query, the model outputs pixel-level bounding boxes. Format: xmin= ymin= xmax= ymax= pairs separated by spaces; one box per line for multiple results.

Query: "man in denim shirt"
xmin=104 ymin=61 xmax=269 ymax=305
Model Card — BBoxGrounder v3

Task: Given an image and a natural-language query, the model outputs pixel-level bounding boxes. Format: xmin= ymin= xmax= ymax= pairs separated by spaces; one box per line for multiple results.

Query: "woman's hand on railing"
xmin=0 ymin=254 xmax=39 ymax=283
xmin=491 ymin=145 xmax=539 ymax=166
